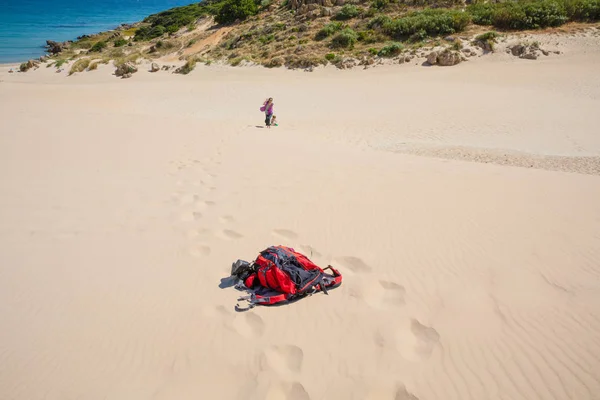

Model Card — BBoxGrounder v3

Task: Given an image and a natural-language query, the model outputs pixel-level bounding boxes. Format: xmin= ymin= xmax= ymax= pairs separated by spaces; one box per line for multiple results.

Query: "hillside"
xmin=20 ymin=0 xmax=600 ymax=75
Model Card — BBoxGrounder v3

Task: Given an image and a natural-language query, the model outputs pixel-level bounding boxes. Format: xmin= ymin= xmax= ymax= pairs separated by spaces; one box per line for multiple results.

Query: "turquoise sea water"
xmin=0 ymin=0 xmax=197 ymax=63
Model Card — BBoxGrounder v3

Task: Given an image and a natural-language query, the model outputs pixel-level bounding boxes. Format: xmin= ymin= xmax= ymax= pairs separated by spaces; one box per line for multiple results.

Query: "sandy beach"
xmin=1 ymin=34 xmax=600 ymax=400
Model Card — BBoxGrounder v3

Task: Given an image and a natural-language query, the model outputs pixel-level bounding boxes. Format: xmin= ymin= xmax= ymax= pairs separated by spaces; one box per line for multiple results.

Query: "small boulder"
xmin=510 ymin=44 xmax=526 ymax=57
xmin=438 ymin=50 xmax=462 ymax=66
xmin=426 ymin=51 xmax=438 ymax=65
xmin=122 ymin=73 xmax=132 ymax=79
xmin=161 ymin=65 xmax=171 ymax=71
xmin=150 ymin=63 xmax=160 ymax=72
xmin=115 ymin=62 xmax=138 ymax=78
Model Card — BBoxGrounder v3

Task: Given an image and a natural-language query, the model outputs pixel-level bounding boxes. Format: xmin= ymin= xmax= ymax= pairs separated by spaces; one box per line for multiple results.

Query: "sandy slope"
xmin=1 ymin=37 xmax=600 ymax=400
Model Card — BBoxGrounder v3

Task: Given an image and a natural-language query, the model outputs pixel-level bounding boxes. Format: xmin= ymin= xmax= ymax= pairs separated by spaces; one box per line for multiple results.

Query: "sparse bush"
xmin=90 ymin=41 xmax=107 ymax=52
xmin=69 ymin=58 xmax=90 ymax=75
xmin=372 ymin=0 xmax=389 ymax=10
xmin=259 ymin=34 xmax=275 ymax=44
xmin=316 ymin=22 xmax=344 ymax=40
xmin=55 ymin=59 xmax=67 ymax=68
xmin=378 ymin=41 xmax=403 ymax=57
xmin=88 ymin=62 xmax=99 ymax=71
xmin=451 ymin=40 xmax=463 ymax=51
xmin=113 ymin=38 xmax=127 ymax=47
xmin=334 ymin=4 xmax=361 ymax=20
xmin=331 ymin=28 xmax=358 ymax=49
xmin=215 ymin=0 xmax=258 ymax=24
xmin=475 ymin=31 xmax=499 ymax=42
xmin=175 ymin=58 xmax=197 ymax=74
xmin=264 ymin=57 xmax=283 ymax=68
xmin=187 ymin=39 xmax=197 ymax=47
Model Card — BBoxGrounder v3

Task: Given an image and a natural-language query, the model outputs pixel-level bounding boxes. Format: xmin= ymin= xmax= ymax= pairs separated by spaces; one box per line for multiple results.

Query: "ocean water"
xmin=0 ymin=0 xmax=197 ymax=63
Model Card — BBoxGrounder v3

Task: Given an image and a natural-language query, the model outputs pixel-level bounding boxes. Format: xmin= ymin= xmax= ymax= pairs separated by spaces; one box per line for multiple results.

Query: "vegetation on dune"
xmin=69 ymin=58 xmax=91 ymax=75
xmin=468 ymin=0 xmax=600 ymax=29
xmin=42 ymin=0 xmax=600 ymax=74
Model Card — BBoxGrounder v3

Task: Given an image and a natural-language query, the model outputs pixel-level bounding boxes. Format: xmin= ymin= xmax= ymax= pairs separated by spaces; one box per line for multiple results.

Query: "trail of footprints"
xmin=170 ymin=156 xmax=436 ymax=397
xmin=333 ymin=255 xmax=440 ymax=364
xmin=168 ymin=156 xmax=247 ymax=256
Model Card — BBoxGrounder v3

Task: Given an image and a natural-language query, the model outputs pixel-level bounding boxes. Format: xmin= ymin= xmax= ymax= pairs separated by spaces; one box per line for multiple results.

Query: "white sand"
xmin=1 ymin=37 xmax=600 ymax=400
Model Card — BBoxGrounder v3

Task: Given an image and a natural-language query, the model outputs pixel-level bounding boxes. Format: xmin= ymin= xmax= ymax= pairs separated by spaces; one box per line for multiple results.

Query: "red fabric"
xmin=255 ymin=255 xmax=297 ymax=295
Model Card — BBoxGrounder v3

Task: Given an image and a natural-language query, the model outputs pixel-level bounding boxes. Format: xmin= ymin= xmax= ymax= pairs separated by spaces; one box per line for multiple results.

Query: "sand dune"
xmin=1 ymin=36 xmax=600 ymax=400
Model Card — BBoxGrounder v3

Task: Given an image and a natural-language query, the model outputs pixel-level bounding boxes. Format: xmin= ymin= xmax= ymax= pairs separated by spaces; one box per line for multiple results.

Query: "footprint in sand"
xmin=188 ymin=244 xmax=211 ymax=257
xmin=219 ymin=229 xmax=244 ymax=240
xmin=180 ymin=211 xmax=202 ymax=222
xmin=201 ymin=305 xmax=230 ymax=319
xmin=352 ymin=280 xmax=406 ymax=309
xmin=272 ymin=229 xmax=299 ymax=240
xmin=231 ymin=313 xmax=265 ymax=338
xmin=196 ymin=200 xmax=216 ymax=208
xmin=396 ymin=319 xmax=440 ymax=362
xmin=265 ymin=381 xmax=311 ymax=400
xmin=365 ymin=384 xmax=419 ymax=400
xmin=179 ymin=193 xmax=200 ymax=205
xmin=186 ymin=228 xmax=211 ymax=238
xmin=260 ymin=345 xmax=304 ymax=375
xmin=219 ymin=215 xmax=235 ymax=223
xmin=332 ymin=256 xmax=372 ymax=274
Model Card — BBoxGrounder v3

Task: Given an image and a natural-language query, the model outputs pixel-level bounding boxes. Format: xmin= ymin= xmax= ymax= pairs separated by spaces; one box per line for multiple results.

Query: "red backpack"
xmin=231 ymin=245 xmax=342 ymax=309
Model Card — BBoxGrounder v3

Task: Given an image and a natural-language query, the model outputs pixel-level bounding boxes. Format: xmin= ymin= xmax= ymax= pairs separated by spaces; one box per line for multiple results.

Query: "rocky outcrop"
xmin=115 ymin=62 xmax=138 ymax=78
xmin=438 ymin=49 xmax=463 ymax=66
xmin=426 ymin=49 xmax=463 ymax=66
xmin=508 ymin=43 xmax=548 ymax=60
xmin=426 ymin=51 xmax=439 ymax=65
xmin=46 ymin=40 xmax=71 ymax=54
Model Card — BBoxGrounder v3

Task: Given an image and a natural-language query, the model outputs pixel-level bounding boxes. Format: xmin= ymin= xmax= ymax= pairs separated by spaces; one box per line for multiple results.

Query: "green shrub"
xmin=494 ymin=0 xmax=567 ymax=29
xmin=334 ymin=4 xmax=361 ymax=20
xmin=69 ymin=58 xmax=90 ymax=75
xmin=135 ymin=25 xmax=166 ymax=41
xmin=564 ymin=0 xmax=600 ymax=21
xmin=467 ymin=2 xmax=495 ymax=25
xmin=378 ymin=41 xmax=403 ymax=57
xmin=259 ymin=34 xmax=275 ymax=44
xmin=187 ymin=39 xmax=197 ymax=47
xmin=372 ymin=0 xmax=389 ymax=10
xmin=215 ymin=0 xmax=258 ymax=24
xmin=113 ymin=38 xmax=127 ymax=47
xmin=368 ymin=47 xmax=379 ymax=55
xmin=325 ymin=52 xmax=337 ymax=60
xmin=475 ymin=31 xmax=499 ymax=42
xmin=383 ymin=9 xmax=471 ymax=39
xmin=469 ymin=0 xmax=572 ymax=30
xmin=90 ymin=41 xmax=107 ymax=52
xmin=316 ymin=22 xmax=344 ymax=40
xmin=331 ymin=28 xmax=358 ymax=48
xmin=367 ymin=14 xmax=392 ymax=29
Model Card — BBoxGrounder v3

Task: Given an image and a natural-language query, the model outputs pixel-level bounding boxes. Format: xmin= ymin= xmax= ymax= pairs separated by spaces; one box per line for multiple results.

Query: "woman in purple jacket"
xmin=262 ymin=98 xmax=274 ymax=128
